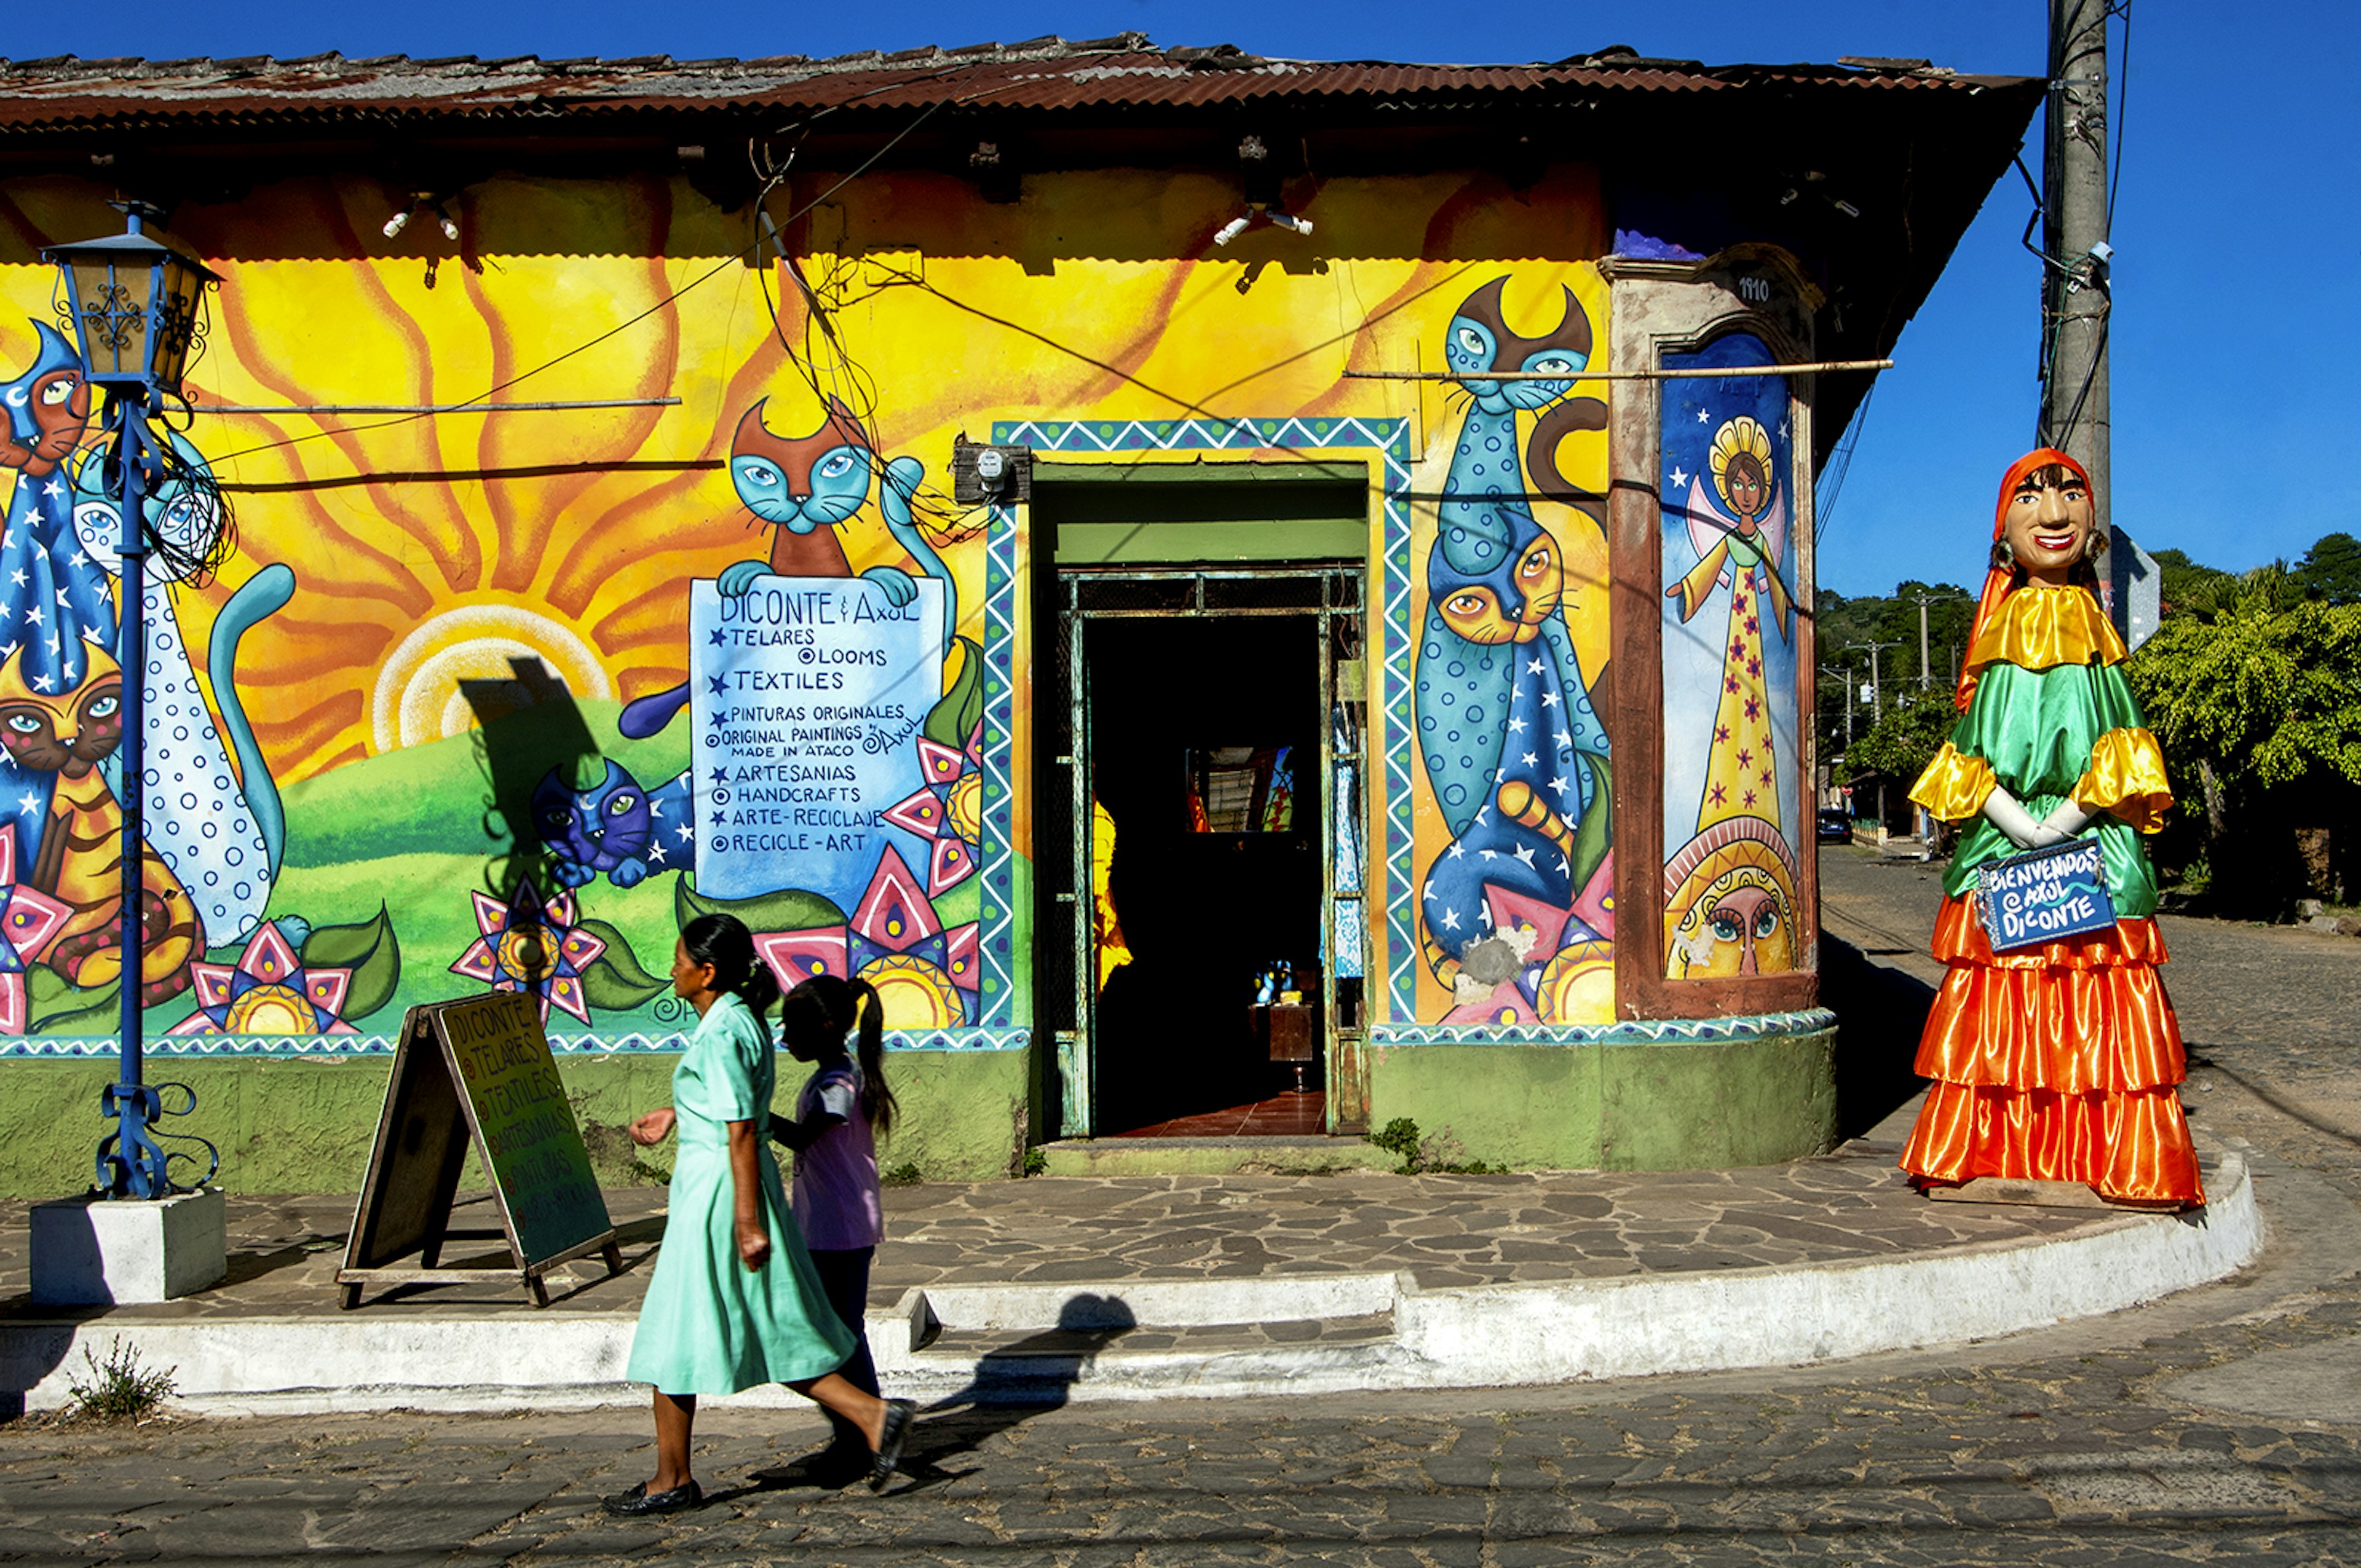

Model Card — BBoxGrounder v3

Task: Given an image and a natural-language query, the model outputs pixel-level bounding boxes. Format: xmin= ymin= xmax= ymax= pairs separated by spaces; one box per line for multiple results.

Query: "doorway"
xmin=1092 ymin=610 xmax=1318 ymax=1133
xmin=1040 ymin=567 xmax=1368 ymax=1140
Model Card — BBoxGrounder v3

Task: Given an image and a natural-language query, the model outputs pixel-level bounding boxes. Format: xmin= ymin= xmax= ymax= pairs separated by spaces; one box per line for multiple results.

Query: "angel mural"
xmin=1660 ymin=360 xmax=1803 ymax=980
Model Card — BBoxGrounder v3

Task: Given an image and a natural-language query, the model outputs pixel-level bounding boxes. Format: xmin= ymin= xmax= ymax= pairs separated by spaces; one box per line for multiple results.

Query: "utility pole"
xmin=2041 ymin=0 xmax=2111 ymax=543
xmin=1817 ymin=664 xmax=1859 ymax=749
xmin=1910 ymin=589 xmax=1972 ymax=691
xmin=1845 ymin=639 xmax=1903 ymax=829
xmin=1845 ymin=639 xmax=1902 ymax=726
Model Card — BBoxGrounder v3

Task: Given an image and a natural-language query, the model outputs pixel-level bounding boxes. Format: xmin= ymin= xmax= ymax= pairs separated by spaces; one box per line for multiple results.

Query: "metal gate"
xmin=1044 ymin=566 xmax=1368 ymax=1138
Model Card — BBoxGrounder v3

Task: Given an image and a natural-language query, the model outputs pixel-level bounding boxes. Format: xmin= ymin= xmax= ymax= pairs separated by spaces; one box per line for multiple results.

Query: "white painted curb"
xmin=3 ymin=1150 xmax=2260 ymax=1417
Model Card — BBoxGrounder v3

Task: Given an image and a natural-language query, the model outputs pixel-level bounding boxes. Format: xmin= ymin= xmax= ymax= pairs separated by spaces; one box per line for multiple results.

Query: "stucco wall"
xmin=0 ymin=1049 xmax=1027 ymax=1198
xmin=1367 ymin=1026 xmax=1838 ymax=1171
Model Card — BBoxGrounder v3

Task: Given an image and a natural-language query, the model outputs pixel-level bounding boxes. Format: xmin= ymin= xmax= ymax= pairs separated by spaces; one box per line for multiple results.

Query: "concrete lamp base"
xmin=29 ymin=1188 xmax=227 ymax=1306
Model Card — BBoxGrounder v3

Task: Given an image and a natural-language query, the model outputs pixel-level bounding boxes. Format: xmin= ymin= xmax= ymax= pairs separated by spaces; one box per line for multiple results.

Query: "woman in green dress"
xmin=609 ymin=913 xmax=916 ymax=1514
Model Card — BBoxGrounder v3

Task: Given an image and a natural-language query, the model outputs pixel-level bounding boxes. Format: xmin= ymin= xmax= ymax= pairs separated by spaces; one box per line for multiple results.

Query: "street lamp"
xmin=44 ymin=202 xmax=221 ymax=1200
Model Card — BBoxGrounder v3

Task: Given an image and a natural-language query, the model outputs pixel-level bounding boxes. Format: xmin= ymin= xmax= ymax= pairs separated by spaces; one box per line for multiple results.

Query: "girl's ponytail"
xmin=848 ymin=977 xmax=898 ymax=1137
xmin=738 ymin=948 xmax=781 ymax=1021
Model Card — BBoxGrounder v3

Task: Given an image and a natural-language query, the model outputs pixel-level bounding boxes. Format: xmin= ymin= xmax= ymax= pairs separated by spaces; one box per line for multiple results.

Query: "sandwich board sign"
xmin=338 ymin=991 xmax=620 ymax=1309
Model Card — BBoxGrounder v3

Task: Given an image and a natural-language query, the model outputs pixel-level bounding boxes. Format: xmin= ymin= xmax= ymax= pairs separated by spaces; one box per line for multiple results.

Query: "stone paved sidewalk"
xmin=1 ymin=1137 xmax=2138 ymax=1325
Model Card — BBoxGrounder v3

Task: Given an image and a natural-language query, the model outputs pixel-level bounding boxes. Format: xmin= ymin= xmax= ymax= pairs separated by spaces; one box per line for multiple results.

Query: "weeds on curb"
xmin=66 ymin=1338 xmax=176 ymax=1423
xmin=1364 ymin=1117 xmax=1506 ymax=1175
xmin=881 ymin=1160 xmax=927 ymax=1188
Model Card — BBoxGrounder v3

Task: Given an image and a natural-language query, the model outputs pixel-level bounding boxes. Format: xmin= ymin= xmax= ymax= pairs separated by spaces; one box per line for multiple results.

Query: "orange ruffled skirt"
xmin=1899 ymin=896 xmax=2204 ymax=1207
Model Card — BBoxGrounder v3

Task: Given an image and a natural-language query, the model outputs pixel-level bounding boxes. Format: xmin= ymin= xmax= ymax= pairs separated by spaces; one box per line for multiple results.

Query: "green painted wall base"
xmin=0 ymin=1049 xmax=1030 ymax=1199
xmin=1366 ymin=1028 xmax=1839 ymax=1172
xmin=1037 ymin=1137 xmax=1400 ymax=1178
xmin=0 ymin=1031 xmax=1836 ymax=1194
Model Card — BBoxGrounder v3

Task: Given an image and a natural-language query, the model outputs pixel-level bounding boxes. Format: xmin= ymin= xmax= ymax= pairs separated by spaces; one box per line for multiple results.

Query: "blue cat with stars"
xmin=532 ymin=759 xmax=694 ymax=888
xmin=1414 ymin=279 xmax=1613 ymax=1009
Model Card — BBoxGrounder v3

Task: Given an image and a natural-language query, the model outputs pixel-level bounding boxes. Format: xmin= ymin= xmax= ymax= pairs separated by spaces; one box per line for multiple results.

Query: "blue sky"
xmin=57 ymin=2 xmax=2361 ymax=594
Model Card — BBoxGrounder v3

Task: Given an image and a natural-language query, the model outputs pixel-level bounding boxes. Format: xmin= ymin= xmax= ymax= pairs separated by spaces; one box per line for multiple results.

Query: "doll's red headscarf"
xmin=1955 ymin=447 xmax=2092 ymax=713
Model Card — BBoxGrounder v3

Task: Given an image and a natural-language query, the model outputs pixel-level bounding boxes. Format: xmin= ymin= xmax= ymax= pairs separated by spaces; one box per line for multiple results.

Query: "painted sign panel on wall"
xmin=1658 ymin=333 xmax=1803 ymax=980
xmin=690 ymin=574 xmax=944 ymax=908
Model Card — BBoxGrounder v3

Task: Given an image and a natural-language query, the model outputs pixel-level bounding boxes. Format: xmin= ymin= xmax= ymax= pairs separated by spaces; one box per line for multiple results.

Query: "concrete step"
xmin=884 ymin=1313 xmax=1404 ymax=1402
xmin=1036 ymin=1137 xmax=1397 ymax=1177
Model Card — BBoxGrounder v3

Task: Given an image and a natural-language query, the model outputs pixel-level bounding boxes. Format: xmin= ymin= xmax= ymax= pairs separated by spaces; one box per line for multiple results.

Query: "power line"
xmin=203 ymin=89 xmax=966 ymax=469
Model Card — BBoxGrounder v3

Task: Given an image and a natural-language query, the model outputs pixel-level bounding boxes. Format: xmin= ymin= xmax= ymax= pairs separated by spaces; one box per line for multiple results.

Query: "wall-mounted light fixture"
xmin=1213 ymin=203 xmax=1314 ymax=246
xmin=384 ymin=192 xmax=459 ymax=243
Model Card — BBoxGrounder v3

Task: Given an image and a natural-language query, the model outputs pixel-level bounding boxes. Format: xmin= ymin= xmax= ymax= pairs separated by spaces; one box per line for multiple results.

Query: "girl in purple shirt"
xmin=770 ymin=974 xmax=899 ymax=1475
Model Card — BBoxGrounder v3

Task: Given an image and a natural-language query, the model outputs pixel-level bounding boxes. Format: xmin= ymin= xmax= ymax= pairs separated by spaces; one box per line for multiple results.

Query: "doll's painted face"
xmin=2003 ymin=467 xmax=2094 ymax=586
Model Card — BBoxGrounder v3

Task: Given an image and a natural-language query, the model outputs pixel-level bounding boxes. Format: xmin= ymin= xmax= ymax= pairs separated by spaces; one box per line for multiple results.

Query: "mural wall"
xmin=1405 ymin=275 xmax=1616 ymax=1026
xmin=0 ymin=167 xmax=1615 ymax=1057
xmin=1656 ymin=334 xmax=1803 ymax=980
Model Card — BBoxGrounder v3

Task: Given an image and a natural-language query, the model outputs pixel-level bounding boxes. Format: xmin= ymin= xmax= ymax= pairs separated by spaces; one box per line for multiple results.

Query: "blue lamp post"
xmin=43 ymin=202 xmax=221 ymax=1200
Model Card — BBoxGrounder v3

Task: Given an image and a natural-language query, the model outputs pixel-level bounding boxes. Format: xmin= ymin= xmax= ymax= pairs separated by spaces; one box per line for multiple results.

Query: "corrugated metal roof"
xmin=0 ymin=38 xmax=2021 ymax=132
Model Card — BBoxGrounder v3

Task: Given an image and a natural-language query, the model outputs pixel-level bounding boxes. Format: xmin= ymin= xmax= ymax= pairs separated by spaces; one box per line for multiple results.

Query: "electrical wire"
xmin=1813 ymin=377 xmax=1875 ymax=543
xmin=2106 ymin=0 xmax=2133 ymax=227
xmin=202 ymin=89 xmax=964 ymax=469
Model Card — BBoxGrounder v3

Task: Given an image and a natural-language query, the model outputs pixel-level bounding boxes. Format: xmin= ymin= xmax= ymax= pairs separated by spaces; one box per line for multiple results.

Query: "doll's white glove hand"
xmin=2041 ymin=797 xmax=2095 ymax=839
xmin=1981 ymin=786 xmax=2047 ymax=851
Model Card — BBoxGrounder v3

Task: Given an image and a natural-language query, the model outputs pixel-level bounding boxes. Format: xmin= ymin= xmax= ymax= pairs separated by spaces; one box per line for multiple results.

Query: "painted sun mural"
xmin=0 ymin=162 xmax=1626 ymax=1047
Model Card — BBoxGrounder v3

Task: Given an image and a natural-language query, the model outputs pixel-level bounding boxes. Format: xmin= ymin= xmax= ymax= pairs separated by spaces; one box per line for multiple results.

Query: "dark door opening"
xmin=1088 ymin=613 xmax=1323 ymax=1135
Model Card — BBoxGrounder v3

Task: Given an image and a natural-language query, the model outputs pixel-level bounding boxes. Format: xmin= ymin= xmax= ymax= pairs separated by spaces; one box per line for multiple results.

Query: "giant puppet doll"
xmin=1899 ymin=449 xmax=2203 ymax=1210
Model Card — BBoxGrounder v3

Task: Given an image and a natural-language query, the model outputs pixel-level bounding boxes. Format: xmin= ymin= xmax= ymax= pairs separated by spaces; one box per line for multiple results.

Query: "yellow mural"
xmin=0 ymin=163 xmax=1613 ymax=1040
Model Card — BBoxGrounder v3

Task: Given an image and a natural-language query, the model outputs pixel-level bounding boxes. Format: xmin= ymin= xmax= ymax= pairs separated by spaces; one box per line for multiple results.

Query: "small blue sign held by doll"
xmin=1976 ymin=838 xmax=2116 ymax=952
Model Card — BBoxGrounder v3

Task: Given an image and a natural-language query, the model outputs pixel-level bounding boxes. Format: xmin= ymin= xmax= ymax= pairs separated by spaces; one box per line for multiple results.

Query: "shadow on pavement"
xmin=879 ymin=1292 xmax=1137 ymax=1494
xmin=1820 ymin=931 xmax=1936 ymax=1142
xmin=2188 ymin=1053 xmax=2361 ymax=1151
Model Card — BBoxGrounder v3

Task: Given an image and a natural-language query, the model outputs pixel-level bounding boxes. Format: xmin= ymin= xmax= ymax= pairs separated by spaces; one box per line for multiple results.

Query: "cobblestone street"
xmin=6 ymin=845 xmax=2361 ymax=1566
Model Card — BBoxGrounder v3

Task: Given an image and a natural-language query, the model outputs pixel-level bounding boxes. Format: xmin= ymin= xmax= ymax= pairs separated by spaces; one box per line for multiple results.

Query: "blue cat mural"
xmin=619 ymin=396 xmax=954 ymax=740
xmin=1414 ymin=279 xmax=1614 ymax=1020
xmin=531 ymin=759 xmax=694 ymax=889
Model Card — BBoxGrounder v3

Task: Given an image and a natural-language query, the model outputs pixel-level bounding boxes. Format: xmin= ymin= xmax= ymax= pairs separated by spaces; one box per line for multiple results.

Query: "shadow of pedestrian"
xmin=746 ymin=1292 xmax=1137 ymax=1495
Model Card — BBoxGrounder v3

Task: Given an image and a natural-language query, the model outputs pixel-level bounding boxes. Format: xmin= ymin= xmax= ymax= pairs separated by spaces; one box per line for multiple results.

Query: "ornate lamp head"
xmin=42 ymin=202 xmax=220 ymax=393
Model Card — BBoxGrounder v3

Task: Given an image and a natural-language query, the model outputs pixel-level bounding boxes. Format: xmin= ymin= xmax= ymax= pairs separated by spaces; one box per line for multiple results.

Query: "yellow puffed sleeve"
xmin=2071 ymin=728 xmax=2173 ymax=833
xmin=1909 ymin=743 xmax=1996 ymax=822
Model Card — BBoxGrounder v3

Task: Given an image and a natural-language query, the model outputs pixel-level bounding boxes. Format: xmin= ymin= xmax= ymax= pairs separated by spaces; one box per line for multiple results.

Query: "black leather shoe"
xmin=603 ymin=1479 xmax=705 ymax=1516
xmin=867 ymin=1400 xmax=917 ymax=1492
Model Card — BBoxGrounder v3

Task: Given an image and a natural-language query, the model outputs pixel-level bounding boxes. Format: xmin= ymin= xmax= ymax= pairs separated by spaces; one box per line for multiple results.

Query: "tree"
xmin=2295 ymin=532 xmax=2361 ymax=607
xmin=2125 ymin=572 xmax=2361 ymax=911
xmin=2150 ymin=547 xmax=2237 ymax=619
xmin=1835 ymin=693 xmax=1958 ymax=790
xmin=2129 ymin=583 xmax=2361 ymax=795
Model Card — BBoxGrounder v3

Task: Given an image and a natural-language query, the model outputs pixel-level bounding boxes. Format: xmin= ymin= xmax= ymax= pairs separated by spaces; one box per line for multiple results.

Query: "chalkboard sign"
xmin=337 ymin=992 xmax=620 ymax=1309
xmin=1976 ymin=838 xmax=2118 ymax=952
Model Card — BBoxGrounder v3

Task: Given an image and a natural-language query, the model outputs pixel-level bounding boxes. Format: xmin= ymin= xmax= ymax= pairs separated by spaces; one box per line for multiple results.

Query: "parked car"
xmin=1816 ymin=808 xmax=1854 ymax=844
